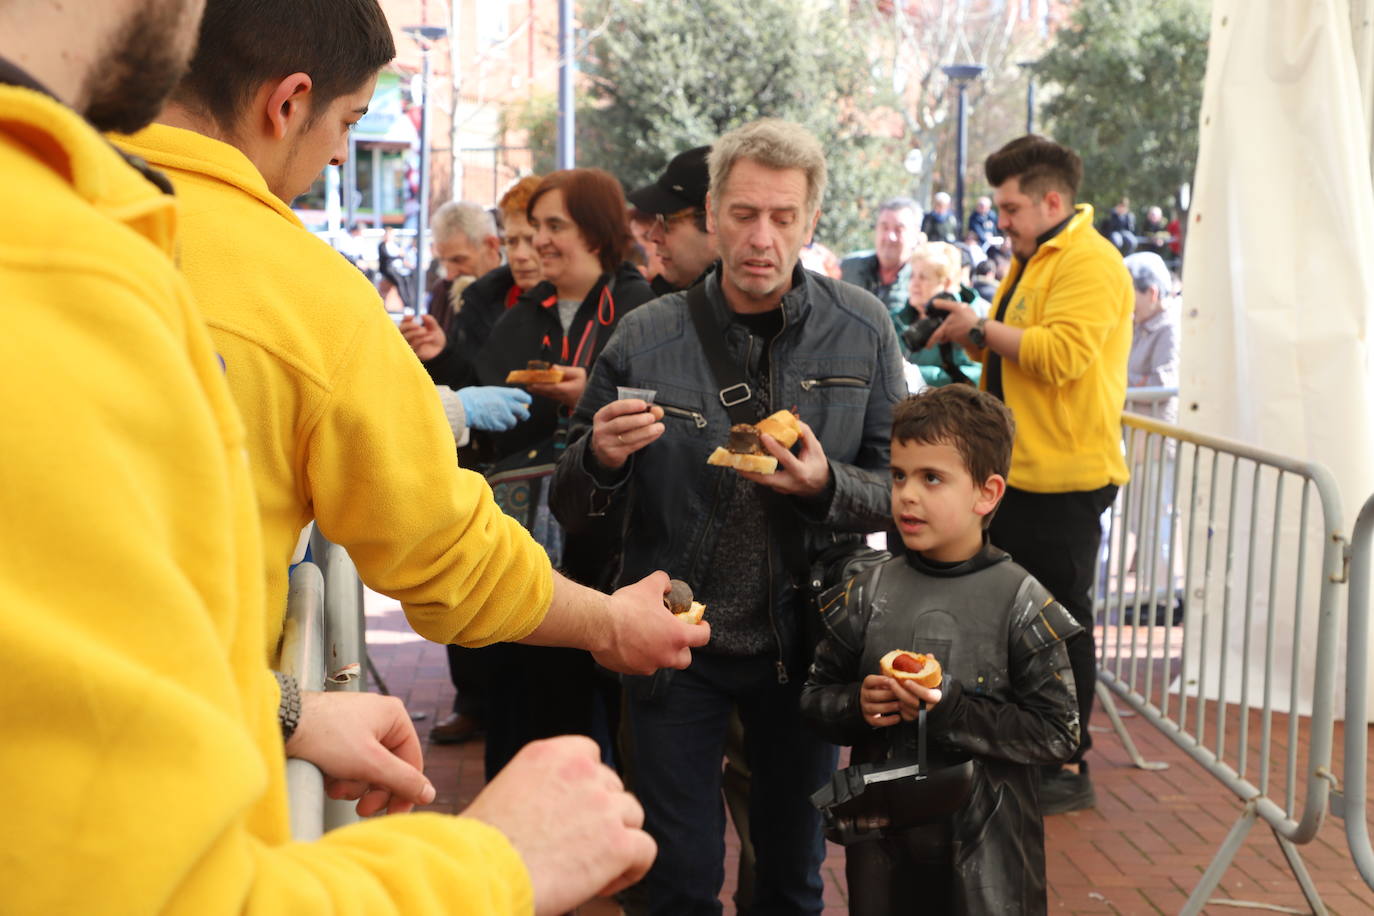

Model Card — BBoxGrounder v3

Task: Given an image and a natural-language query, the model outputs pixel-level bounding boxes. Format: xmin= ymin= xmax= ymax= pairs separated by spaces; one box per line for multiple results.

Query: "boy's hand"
xmin=891 ymin=677 xmax=944 ymax=722
xmin=860 ymin=674 xmax=902 ymax=727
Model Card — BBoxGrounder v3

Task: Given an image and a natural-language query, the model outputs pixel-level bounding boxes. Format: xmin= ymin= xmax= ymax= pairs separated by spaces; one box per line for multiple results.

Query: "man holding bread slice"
xmin=551 ymin=118 xmax=905 ymax=915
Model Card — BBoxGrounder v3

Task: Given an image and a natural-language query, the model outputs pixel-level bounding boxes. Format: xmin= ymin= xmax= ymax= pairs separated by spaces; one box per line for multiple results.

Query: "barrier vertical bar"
xmin=1196 ymin=447 xmax=1221 ymax=746
xmin=1216 ymin=454 xmax=1242 ymax=765
xmin=1178 ymin=442 xmax=1202 ymax=730
xmin=1259 ymin=473 xmax=1284 ymax=799
xmin=1285 ymin=482 xmax=1311 ymax=817
xmin=1239 ymin=461 xmax=1261 ymax=781
xmin=280 ymin=562 xmax=326 ymax=841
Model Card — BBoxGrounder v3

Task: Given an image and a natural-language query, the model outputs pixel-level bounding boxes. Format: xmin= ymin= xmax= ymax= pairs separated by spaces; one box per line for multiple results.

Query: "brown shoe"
xmin=429 ymin=712 xmax=484 ymax=745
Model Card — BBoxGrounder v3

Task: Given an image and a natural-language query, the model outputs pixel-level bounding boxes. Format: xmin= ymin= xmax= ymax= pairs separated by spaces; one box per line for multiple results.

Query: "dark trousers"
xmin=444 ymin=644 xmax=491 ymax=719
xmin=484 ymin=643 xmax=601 ymax=781
xmin=845 ymin=826 xmax=954 ymax=916
xmin=990 ymin=484 xmax=1117 ymax=762
xmin=626 ymin=653 xmax=837 ymax=916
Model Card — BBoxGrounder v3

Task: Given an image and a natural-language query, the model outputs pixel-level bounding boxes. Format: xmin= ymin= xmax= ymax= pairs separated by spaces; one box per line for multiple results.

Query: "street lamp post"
xmin=941 ymin=64 xmax=985 ymax=234
xmin=1018 ymin=60 xmax=1040 ymax=134
xmin=556 ymin=0 xmax=575 ymax=169
xmin=404 ymin=25 xmax=448 ymax=315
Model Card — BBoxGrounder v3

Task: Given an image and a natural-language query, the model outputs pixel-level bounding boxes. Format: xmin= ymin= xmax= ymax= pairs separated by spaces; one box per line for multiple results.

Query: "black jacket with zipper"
xmin=550 ymin=264 xmax=906 ymax=684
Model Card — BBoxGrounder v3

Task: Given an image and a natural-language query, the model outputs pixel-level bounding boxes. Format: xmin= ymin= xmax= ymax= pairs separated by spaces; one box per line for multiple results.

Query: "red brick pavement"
xmin=364 ymin=590 xmax=1374 ymax=914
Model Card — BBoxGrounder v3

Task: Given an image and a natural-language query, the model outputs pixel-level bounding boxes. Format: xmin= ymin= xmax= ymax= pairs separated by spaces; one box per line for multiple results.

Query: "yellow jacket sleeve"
xmin=302 ymin=311 xmax=554 ymax=647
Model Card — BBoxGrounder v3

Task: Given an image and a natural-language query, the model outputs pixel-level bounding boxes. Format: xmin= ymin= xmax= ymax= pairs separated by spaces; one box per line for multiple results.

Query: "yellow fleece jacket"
xmin=1 ymin=88 xmax=533 ymax=912
xmin=984 ymin=204 xmax=1132 ymax=493
xmin=115 ymin=124 xmax=553 ymax=660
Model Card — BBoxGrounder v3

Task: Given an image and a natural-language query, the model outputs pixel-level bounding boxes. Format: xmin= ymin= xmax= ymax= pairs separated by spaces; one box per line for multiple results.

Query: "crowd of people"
xmin=4 ymin=0 xmax=1185 ymax=914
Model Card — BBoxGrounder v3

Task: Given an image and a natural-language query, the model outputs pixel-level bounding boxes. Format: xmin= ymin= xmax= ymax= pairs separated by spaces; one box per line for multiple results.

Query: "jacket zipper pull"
xmin=775 ymin=660 xmax=789 ymax=685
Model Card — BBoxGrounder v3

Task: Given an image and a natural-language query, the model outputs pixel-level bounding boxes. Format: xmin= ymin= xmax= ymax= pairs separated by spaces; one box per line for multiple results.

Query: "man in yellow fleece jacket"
xmin=2 ymin=1 xmax=678 ymax=913
xmin=930 ymin=134 xmax=1132 ymax=815
xmin=115 ymin=2 xmax=705 ymax=672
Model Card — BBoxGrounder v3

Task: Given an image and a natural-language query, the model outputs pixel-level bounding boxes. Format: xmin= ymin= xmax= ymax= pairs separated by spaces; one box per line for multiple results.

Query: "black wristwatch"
xmin=968 ymin=317 xmax=988 ymax=349
xmin=273 ymin=670 xmax=301 ymax=742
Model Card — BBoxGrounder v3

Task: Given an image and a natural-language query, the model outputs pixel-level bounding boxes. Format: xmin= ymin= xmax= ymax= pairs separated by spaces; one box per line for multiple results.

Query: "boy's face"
xmin=890 ymin=438 xmax=1002 ymax=563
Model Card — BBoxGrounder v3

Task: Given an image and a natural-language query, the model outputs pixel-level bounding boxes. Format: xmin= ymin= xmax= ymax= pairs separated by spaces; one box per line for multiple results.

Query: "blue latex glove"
xmin=458 ymin=386 xmax=533 ymax=432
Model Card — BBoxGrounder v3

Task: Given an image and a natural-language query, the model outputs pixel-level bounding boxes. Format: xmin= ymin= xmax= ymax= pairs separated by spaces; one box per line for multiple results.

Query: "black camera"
xmin=901 ymin=292 xmax=960 ymax=352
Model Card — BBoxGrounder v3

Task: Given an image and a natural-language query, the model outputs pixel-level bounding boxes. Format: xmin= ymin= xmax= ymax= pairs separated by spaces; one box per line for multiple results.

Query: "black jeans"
xmin=444 ymin=644 xmax=491 ymax=719
xmin=990 ymin=484 xmax=1117 ymax=762
xmin=626 ymin=652 xmax=837 ymax=915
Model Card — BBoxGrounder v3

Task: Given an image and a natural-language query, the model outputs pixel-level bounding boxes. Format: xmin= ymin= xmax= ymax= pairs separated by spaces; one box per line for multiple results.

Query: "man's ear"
xmin=1043 ymin=189 xmax=1065 ymax=220
xmin=483 ymin=234 xmax=502 ymax=256
xmin=804 ymin=208 xmax=820 ymax=246
xmin=264 ymin=72 xmax=314 ymax=140
xmin=974 ymin=473 xmax=1007 ymax=519
xmin=704 ymin=191 xmax=716 ymax=235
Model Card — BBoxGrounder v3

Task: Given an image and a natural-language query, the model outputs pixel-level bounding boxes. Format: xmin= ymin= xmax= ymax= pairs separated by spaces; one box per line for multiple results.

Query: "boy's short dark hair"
xmin=892 ymin=385 xmax=1015 ymax=488
xmin=171 ymin=0 xmax=396 ymax=136
xmin=984 ymin=135 xmax=1083 ymax=203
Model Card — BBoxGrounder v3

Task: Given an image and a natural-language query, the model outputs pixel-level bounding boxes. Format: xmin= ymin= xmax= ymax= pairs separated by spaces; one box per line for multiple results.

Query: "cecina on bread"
xmin=505 ymin=367 xmax=565 ymax=384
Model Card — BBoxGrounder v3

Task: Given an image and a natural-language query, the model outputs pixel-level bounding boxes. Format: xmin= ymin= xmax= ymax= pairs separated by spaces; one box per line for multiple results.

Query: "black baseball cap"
xmin=627 ymin=145 xmax=711 ymax=214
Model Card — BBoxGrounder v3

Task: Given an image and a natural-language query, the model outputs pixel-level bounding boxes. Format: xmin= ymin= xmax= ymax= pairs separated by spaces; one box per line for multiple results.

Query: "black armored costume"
xmin=801 ymin=543 xmax=1082 ymax=915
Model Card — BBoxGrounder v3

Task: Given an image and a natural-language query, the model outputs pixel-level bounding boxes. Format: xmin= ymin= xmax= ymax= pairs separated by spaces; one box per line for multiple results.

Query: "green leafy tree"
xmin=1036 ymin=0 xmax=1209 ymax=217
xmin=514 ymin=0 xmax=910 ymax=254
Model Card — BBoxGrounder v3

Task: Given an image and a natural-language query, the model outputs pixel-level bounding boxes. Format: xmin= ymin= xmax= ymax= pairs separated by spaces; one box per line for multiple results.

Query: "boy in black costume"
xmin=801 ymin=385 xmax=1081 ymax=915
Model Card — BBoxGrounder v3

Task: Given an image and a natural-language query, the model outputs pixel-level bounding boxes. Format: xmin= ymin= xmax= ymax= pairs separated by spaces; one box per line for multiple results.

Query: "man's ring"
xmin=617 ymin=433 xmax=625 ymax=445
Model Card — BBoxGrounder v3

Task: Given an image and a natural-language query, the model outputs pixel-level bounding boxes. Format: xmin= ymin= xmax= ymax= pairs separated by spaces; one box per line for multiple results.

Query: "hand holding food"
xmin=664 ymin=578 xmax=706 ymax=624
xmin=706 ymin=409 xmax=801 ymax=474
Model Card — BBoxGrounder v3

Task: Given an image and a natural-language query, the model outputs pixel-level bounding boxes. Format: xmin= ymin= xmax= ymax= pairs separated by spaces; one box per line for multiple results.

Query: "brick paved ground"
xmin=364 ymin=589 xmax=1374 ymax=915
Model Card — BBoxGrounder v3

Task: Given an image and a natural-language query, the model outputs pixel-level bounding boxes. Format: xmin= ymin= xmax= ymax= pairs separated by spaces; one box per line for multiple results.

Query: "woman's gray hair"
xmin=1123 ymin=251 xmax=1172 ymax=296
xmin=431 ymin=201 xmax=497 ymax=245
xmin=708 ymin=119 xmax=827 ymax=215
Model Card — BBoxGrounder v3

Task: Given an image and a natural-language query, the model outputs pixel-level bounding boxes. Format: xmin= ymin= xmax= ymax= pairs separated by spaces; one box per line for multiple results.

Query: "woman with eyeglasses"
xmin=474 ymin=167 xmax=656 ymax=779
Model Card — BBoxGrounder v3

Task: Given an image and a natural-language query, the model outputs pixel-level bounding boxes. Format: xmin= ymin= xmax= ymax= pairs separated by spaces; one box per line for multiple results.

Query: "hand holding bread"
xmin=879 ymin=650 xmax=944 ymax=720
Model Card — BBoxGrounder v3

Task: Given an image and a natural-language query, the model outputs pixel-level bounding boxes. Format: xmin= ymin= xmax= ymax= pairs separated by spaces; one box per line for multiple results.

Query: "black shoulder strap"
xmin=686 ymin=281 xmax=755 ymax=425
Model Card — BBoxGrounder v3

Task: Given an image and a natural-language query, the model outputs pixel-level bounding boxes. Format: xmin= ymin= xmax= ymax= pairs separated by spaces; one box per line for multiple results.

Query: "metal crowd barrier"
xmin=1336 ymin=493 xmax=1374 ymax=892
xmin=282 ymin=530 xmax=372 ymax=839
xmin=1093 ymin=410 xmax=1346 ymax=914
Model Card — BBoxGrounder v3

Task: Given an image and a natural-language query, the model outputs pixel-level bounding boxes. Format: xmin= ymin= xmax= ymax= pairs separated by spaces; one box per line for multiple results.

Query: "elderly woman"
xmin=903 ymin=241 xmax=987 ymax=388
xmin=476 ymin=168 xmax=656 ymax=778
xmin=1123 ymin=251 xmax=1179 ymax=423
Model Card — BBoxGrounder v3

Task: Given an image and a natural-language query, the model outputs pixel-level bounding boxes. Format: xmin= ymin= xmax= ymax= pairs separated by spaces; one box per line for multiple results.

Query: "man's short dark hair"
xmin=172 ymin=0 xmax=396 ymax=135
xmin=892 ymin=385 xmax=1015 ymax=489
xmin=528 ymin=169 xmax=633 ymax=274
xmin=984 ymin=135 xmax=1083 ymax=203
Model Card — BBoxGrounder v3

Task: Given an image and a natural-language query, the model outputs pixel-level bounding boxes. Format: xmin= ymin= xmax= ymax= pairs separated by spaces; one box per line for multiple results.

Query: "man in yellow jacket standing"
xmin=931 ymin=134 xmax=1132 ymax=814
xmin=114 ymin=2 xmax=704 ymax=672
xmin=2 ymin=1 xmax=696 ymax=913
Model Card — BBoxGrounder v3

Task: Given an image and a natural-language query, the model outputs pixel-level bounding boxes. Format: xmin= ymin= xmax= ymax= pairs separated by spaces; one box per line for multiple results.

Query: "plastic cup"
xmin=616 ymin=386 xmax=657 ymax=406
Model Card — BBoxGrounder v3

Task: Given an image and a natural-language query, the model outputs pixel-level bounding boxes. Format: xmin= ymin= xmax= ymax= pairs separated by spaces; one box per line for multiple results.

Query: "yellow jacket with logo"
xmin=1 ymin=88 xmax=534 ymax=912
xmin=984 ymin=204 xmax=1132 ymax=493
xmin=115 ymin=124 xmax=553 ymax=660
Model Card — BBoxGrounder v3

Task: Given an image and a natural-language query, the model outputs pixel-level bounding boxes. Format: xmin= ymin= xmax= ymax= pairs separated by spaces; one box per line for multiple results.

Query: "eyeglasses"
xmin=654 ymin=208 xmax=702 ymax=233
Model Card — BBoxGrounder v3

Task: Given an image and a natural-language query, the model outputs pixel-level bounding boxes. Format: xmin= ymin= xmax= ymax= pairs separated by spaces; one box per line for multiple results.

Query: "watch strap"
xmin=273 ymin=670 xmax=301 ymax=742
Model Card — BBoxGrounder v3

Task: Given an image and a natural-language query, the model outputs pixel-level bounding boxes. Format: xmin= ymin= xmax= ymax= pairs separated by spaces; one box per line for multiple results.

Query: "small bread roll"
xmin=505 ymin=367 xmax=565 ymax=384
xmin=674 ymin=602 xmax=707 ymax=624
xmin=706 ymin=447 xmax=778 ymax=474
xmin=878 ymin=650 xmax=942 ymax=688
xmin=754 ymin=410 xmax=801 ymax=449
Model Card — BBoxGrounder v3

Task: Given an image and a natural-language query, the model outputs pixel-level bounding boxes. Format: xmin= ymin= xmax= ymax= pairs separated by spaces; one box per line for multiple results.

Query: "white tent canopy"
xmin=1183 ymin=0 xmax=1374 ymax=718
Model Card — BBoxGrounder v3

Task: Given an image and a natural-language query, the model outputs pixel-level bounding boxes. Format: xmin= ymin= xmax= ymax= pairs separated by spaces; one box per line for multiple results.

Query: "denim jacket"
xmin=550 ymin=266 xmax=906 ymax=683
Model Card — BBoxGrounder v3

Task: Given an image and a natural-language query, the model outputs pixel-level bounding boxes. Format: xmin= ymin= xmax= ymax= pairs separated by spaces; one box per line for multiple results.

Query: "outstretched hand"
xmin=592 ymin=571 xmax=710 ymax=674
xmin=285 ymin=690 xmax=435 ymax=816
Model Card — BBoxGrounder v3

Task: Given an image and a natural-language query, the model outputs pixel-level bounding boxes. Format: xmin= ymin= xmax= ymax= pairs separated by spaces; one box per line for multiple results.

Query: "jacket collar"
xmin=114 ymin=122 xmax=303 ymax=228
xmin=0 ymin=83 xmax=178 ymax=254
xmin=705 ymin=262 xmax=815 ymax=330
xmin=1032 ymin=203 xmax=1096 ymax=259
xmin=902 ymin=537 xmax=1008 ymax=578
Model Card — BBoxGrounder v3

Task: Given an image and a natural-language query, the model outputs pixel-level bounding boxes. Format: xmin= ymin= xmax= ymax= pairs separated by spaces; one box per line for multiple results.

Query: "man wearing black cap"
xmin=629 ymin=145 xmax=718 ymax=293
